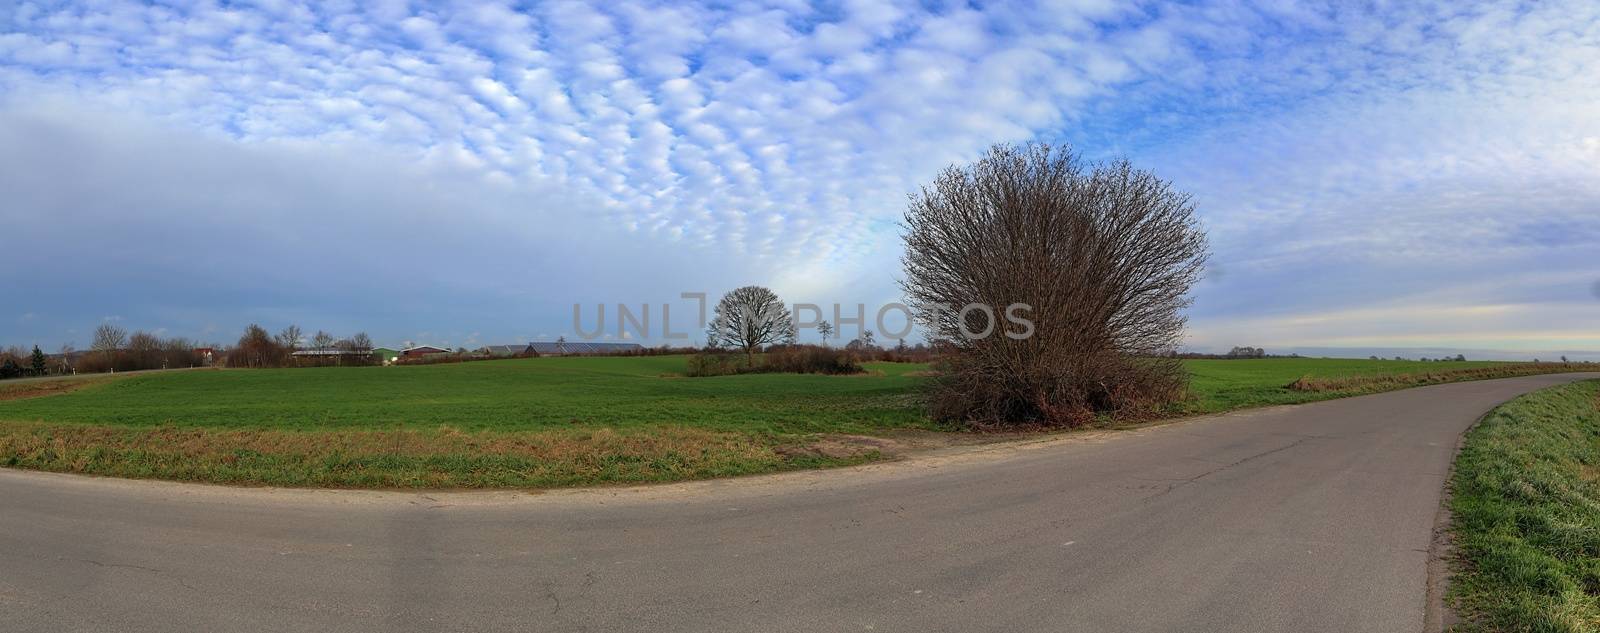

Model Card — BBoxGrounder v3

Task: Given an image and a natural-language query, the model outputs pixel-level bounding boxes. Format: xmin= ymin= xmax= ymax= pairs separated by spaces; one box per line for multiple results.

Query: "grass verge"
xmin=1179 ymin=359 xmax=1594 ymax=414
xmin=1447 ymin=379 xmax=1600 ymax=632
xmin=0 ymin=422 xmax=878 ymax=488
xmin=1287 ymin=363 xmax=1593 ymax=394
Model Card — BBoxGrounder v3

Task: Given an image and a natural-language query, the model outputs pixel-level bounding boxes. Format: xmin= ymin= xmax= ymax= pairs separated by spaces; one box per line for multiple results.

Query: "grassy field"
xmin=0 ymin=355 xmax=1586 ymax=488
xmin=1182 ymin=358 xmax=1515 ymax=412
xmin=1447 ymin=379 xmax=1600 ymax=632
xmin=0 ymin=356 xmax=933 ymax=433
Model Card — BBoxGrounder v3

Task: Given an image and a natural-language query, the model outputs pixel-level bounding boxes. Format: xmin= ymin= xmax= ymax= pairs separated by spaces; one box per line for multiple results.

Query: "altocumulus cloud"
xmin=1 ymin=0 xmax=1597 ymax=354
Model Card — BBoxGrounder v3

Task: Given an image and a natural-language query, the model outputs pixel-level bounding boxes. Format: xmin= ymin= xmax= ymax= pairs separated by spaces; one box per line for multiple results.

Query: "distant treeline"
xmin=226 ymin=324 xmax=376 ymax=368
xmin=1168 ymin=346 xmax=1285 ymax=360
xmin=0 ymin=345 xmax=51 ymax=379
xmin=4 ymin=322 xmax=946 ymax=380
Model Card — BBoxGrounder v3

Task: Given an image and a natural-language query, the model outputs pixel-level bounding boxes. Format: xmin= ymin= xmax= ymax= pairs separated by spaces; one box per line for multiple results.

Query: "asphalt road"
xmin=3 ymin=373 xmax=1595 ymax=633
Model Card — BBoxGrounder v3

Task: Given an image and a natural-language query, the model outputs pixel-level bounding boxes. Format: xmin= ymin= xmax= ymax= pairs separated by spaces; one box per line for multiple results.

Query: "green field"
xmin=0 ymin=356 xmax=932 ymax=434
xmin=0 ymin=355 xmax=1581 ymax=488
xmin=1447 ymin=379 xmax=1600 ymax=632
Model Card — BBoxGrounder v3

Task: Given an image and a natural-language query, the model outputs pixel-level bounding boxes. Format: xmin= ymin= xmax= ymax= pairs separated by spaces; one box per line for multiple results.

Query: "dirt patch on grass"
xmin=778 ymin=429 xmax=1026 ymax=460
xmin=779 ymin=434 xmax=902 ymax=460
xmin=0 ymin=377 xmax=113 ymax=402
xmin=1285 ymin=363 xmax=1596 ymax=393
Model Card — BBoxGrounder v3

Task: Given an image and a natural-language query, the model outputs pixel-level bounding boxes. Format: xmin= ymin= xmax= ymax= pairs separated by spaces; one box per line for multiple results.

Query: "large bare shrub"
xmin=902 ymin=143 xmax=1208 ymax=427
xmin=684 ymin=344 xmax=862 ymax=377
xmin=760 ymin=344 xmax=862 ymax=375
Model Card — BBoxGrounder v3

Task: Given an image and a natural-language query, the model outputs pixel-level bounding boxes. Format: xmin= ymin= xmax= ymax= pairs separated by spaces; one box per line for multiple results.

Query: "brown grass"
xmin=0 ymin=422 xmax=856 ymax=488
xmin=1284 ymin=363 xmax=1594 ymax=393
xmin=0 ymin=377 xmax=114 ymax=402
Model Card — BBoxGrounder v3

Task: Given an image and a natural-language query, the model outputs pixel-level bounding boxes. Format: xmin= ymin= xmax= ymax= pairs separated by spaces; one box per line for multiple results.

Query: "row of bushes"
xmin=1285 ymin=362 xmax=1598 ymax=392
xmin=76 ymin=348 xmax=203 ymax=373
xmin=686 ymin=345 xmax=865 ymax=377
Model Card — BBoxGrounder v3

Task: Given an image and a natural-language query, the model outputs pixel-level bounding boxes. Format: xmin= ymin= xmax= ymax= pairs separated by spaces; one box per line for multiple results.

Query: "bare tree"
xmin=92 ymin=323 xmax=127 ymax=355
xmin=844 ymin=329 xmax=883 ymax=353
xmin=846 ymin=330 xmax=876 ymax=352
xmin=347 ymin=332 xmax=373 ymax=351
xmin=276 ymin=325 xmax=303 ymax=351
xmin=901 ymin=143 xmax=1208 ymax=427
xmin=127 ymin=331 xmax=162 ymax=368
xmin=230 ymin=324 xmax=284 ymax=368
xmin=153 ymin=337 xmax=190 ymax=368
xmin=312 ymin=330 xmax=335 ymax=351
xmin=90 ymin=323 xmax=127 ymax=371
xmin=707 ymin=286 xmax=796 ymax=366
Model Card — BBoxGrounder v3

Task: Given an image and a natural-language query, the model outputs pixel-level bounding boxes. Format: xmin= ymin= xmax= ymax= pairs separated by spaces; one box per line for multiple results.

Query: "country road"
xmin=3 ymin=373 xmax=1596 ymax=633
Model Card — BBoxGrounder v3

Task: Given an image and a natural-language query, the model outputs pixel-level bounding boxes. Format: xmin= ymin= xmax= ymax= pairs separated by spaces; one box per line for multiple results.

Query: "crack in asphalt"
xmin=1143 ymin=436 xmax=1321 ymax=500
xmin=74 ymin=558 xmax=199 ymax=592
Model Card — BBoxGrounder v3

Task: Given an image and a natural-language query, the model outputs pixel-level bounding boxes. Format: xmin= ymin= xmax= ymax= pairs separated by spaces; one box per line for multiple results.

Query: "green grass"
xmin=1182 ymin=358 xmax=1513 ymax=413
xmin=1447 ymin=379 xmax=1600 ymax=632
xmin=0 ymin=356 xmax=934 ymax=434
xmin=0 ymin=355 xmax=1585 ymax=488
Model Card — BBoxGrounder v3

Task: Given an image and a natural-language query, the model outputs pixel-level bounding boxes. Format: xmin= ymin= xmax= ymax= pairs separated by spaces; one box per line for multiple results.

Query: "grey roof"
xmin=290 ymin=349 xmax=369 ymax=356
xmin=479 ymin=344 xmax=532 ymax=356
xmin=528 ymin=341 xmax=643 ymax=355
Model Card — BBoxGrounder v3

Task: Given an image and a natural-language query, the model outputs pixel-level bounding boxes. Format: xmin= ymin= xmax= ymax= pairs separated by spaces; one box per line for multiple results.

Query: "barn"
xmin=399 ymin=345 xmax=451 ymax=358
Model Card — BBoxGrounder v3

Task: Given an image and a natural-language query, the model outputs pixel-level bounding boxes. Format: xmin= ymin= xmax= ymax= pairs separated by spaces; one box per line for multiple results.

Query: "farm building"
xmin=528 ymin=341 xmax=643 ymax=356
xmin=290 ymin=349 xmax=372 ymax=366
xmin=290 ymin=349 xmax=369 ymax=359
xmin=479 ymin=344 xmax=534 ymax=357
xmin=371 ymin=347 xmax=399 ymax=364
xmin=399 ymin=345 xmax=451 ymax=358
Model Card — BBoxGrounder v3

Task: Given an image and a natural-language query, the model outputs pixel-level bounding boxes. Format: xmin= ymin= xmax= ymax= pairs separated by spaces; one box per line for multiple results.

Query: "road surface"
xmin=3 ymin=373 xmax=1595 ymax=632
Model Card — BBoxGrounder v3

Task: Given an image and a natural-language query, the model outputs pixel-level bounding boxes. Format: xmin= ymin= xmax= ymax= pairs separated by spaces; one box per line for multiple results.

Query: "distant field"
xmin=0 ymin=355 xmax=1583 ymax=488
xmin=1182 ymin=358 xmax=1514 ymax=413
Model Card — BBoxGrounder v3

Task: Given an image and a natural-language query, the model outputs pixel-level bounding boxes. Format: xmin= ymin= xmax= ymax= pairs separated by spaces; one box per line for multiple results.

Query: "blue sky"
xmin=3 ymin=1 xmax=1598 ymax=358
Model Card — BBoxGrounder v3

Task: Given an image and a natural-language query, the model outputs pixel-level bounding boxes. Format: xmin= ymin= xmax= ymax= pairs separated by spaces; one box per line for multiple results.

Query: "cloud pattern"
xmin=3 ymin=0 xmax=1599 ymax=354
